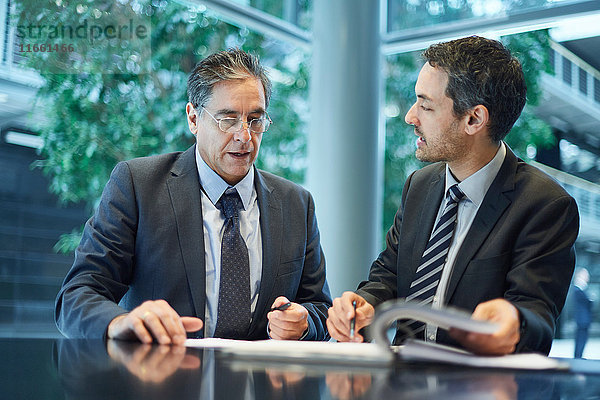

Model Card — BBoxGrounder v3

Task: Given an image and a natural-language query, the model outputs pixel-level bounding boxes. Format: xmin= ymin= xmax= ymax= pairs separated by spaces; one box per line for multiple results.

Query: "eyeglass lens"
xmin=219 ymin=118 xmax=270 ymax=134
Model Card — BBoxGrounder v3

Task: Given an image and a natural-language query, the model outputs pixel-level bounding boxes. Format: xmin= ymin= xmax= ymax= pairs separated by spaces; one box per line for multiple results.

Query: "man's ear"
xmin=464 ymin=104 xmax=489 ymax=136
xmin=186 ymin=102 xmax=198 ymax=135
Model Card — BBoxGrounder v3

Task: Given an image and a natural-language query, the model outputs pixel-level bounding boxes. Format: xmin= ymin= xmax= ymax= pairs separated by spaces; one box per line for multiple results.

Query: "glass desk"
xmin=2 ymin=338 xmax=600 ymax=399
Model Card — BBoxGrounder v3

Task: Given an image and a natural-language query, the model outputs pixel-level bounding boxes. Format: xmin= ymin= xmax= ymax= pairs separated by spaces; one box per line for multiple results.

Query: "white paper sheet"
xmin=398 ymin=340 xmax=569 ymax=370
xmin=185 ymin=338 xmax=394 ymax=366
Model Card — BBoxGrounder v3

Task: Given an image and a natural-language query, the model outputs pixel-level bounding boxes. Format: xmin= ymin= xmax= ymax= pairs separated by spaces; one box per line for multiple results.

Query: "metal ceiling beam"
xmin=177 ymin=0 xmax=311 ymax=50
xmin=176 ymin=0 xmax=600 ymax=56
xmin=382 ymin=0 xmax=600 ymax=55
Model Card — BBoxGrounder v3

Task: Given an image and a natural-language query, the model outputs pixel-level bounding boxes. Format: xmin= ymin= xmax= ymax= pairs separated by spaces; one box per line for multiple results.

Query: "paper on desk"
xmin=185 ymin=338 xmax=245 ymax=349
xmin=397 ymin=340 xmax=569 ymax=370
xmin=185 ymin=338 xmax=393 ymax=366
xmin=185 ymin=338 xmax=567 ymax=370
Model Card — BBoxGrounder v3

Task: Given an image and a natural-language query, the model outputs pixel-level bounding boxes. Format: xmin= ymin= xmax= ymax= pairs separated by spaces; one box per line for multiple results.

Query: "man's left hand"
xmin=267 ymin=296 xmax=309 ymax=340
xmin=449 ymin=298 xmax=520 ymax=355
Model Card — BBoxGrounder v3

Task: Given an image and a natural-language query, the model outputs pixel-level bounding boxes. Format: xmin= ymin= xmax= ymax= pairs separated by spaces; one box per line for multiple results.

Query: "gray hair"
xmin=187 ymin=48 xmax=272 ymax=109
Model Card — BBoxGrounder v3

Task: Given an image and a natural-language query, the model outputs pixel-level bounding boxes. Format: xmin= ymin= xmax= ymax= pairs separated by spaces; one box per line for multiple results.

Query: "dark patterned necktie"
xmin=397 ymin=184 xmax=465 ymax=342
xmin=213 ymin=187 xmax=251 ymax=339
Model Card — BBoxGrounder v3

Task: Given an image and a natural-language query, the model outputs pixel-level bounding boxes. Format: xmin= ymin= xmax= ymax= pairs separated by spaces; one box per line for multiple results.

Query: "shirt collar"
xmin=445 ymin=142 xmax=506 ymax=207
xmin=195 ymin=144 xmax=254 ymax=210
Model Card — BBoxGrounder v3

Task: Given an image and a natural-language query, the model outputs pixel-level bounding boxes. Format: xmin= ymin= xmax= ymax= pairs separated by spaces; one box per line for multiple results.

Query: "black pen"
xmin=270 ymin=301 xmax=292 ymax=312
xmin=350 ymin=300 xmax=357 ymax=339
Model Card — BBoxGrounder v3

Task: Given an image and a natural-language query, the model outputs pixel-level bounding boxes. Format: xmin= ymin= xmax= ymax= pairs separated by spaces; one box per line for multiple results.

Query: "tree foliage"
xmin=15 ymin=0 xmax=556 ymax=252
xmin=15 ymin=0 xmax=309 ymax=252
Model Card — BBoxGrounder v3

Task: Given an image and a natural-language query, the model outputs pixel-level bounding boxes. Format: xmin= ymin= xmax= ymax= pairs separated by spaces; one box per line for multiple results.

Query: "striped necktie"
xmin=397 ymin=184 xmax=465 ymax=341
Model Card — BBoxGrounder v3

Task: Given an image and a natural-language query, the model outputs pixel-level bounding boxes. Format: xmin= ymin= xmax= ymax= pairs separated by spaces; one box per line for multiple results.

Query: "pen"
xmin=350 ymin=300 xmax=357 ymax=339
xmin=269 ymin=301 xmax=292 ymax=312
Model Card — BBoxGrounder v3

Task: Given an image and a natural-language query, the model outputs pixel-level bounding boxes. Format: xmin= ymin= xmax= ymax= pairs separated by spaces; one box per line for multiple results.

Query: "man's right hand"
xmin=326 ymin=292 xmax=374 ymax=342
xmin=107 ymin=299 xmax=203 ymax=345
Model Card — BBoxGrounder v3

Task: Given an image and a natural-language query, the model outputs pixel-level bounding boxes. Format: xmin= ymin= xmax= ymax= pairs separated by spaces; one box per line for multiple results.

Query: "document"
xmin=185 ymin=338 xmax=393 ymax=366
xmin=184 ymin=302 xmax=569 ymax=371
xmin=396 ymin=340 xmax=568 ymax=370
xmin=185 ymin=337 xmax=567 ymax=370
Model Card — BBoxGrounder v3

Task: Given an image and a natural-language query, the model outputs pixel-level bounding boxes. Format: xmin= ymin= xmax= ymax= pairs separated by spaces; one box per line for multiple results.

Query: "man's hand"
xmin=267 ymin=296 xmax=309 ymax=340
xmin=326 ymin=292 xmax=374 ymax=342
xmin=449 ymin=298 xmax=520 ymax=355
xmin=107 ymin=299 xmax=203 ymax=345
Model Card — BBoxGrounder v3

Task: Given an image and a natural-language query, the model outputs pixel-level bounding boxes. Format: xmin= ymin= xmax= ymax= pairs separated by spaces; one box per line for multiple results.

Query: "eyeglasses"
xmin=200 ymin=105 xmax=272 ymax=134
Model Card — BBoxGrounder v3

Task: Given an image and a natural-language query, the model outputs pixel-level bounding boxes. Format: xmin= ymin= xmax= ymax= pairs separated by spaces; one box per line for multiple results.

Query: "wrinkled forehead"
xmin=204 ymin=78 xmax=267 ymax=115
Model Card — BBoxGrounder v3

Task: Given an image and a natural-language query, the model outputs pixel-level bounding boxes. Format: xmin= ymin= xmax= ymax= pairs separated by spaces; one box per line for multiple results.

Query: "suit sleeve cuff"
xmin=266 ymin=321 xmax=310 ymax=340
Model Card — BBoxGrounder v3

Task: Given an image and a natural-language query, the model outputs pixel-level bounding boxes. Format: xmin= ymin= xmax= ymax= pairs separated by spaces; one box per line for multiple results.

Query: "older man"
xmin=56 ymin=49 xmax=332 ymax=344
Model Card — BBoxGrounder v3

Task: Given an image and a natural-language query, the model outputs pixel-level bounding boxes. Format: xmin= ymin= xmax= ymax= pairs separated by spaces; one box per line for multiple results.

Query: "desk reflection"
xmin=54 ymin=340 xmax=325 ymax=399
xmin=54 ymin=340 xmax=203 ymax=399
xmin=46 ymin=339 xmax=600 ymax=400
xmin=106 ymin=340 xmax=201 ymax=383
xmin=369 ymin=369 xmax=520 ymax=399
xmin=326 ymin=372 xmax=372 ymax=399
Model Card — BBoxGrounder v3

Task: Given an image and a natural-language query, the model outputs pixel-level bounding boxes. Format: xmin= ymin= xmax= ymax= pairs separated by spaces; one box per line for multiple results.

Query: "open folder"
xmin=185 ymin=301 xmax=568 ymax=370
xmin=368 ymin=300 xmax=568 ymax=370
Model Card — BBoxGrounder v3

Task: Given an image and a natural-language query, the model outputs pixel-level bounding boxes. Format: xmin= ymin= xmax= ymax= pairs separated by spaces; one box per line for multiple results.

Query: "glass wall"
xmin=382 ymin=0 xmax=600 ymax=356
xmin=1 ymin=0 xmax=311 ymax=337
xmin=1 ymin=0 xmax=600 ymax=358
xmin=387 ymin=0 xmax=551 ymax=32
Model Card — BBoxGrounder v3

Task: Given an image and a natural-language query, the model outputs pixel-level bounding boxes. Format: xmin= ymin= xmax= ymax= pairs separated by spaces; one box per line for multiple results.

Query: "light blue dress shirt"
xmin=195 ymin=146 xmax=262 ymax=337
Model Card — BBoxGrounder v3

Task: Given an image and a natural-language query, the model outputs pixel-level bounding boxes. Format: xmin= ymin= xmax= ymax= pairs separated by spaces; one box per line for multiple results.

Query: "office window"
xmin=0 ymin=134 xmax=88 ymax=338
xmin=2 ymin=0 xmax=310 ymax=337
xmin=2 ymin=0 xmax=600 ymax=352
xmin=580 ymin=192 xmax=590 ymax=214
xmin=248 ymin=0 xmax=312 ymax=29
xmin=387 ymin=0 xmax=550 ymax=32
xmin=579 ymin=67 xmax=588 ymax=95
xmin=563 ymin=57 xmax=572 ymax=85
xmin=1 ymin=0 xmax=9 ymax=64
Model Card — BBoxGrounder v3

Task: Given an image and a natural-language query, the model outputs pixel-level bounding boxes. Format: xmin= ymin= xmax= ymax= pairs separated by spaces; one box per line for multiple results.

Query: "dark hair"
xmin=187 ymin=48 xmax=272 ymax=109
xmin=422 ymin=36 xmax=526 ymax=142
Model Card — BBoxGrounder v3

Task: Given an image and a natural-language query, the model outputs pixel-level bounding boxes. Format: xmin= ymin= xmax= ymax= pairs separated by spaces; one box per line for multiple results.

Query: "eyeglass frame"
xmin=198 ymin=105 xmax=272 ymax=134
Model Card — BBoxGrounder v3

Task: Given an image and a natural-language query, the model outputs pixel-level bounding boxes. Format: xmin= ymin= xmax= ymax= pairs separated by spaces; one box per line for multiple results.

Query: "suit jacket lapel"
xmin=166 ymin=146 xmax=207 ymax=331
xmin=247 ymin=169 xmax=282 ymax=337
xmin=445 ymin=146 xmax=517 ymax=301
xmin=399 ymin=168 xmax=446 ymax=296
xmin=414 ymin=171 xmax=445 ymax=270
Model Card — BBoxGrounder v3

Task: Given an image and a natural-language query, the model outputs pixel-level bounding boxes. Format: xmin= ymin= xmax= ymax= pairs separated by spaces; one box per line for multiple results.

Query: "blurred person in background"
xmin=573 ymin=268 xmax=593 ymax=358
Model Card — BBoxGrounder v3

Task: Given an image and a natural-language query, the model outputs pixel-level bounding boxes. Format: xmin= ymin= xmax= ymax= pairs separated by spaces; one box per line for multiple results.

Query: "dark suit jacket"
xmin=357 ymin=146 xmax=579 ymax=354
xmin=55 ymin=146 xmax=332 ymax=341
